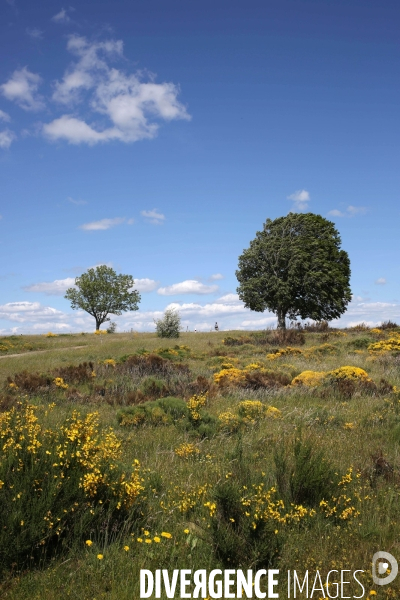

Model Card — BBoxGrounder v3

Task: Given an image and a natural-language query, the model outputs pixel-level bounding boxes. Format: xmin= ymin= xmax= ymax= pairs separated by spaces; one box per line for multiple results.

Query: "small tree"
xmin=154 ymin=308 xmax=181 ymax=338
xmin=236 ymin=212 xmax=351 ymax=329
xmin=65 ymin=266 xmax=140 ymax=331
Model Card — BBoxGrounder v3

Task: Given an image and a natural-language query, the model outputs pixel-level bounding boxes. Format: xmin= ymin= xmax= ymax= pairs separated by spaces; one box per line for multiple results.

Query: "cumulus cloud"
xmin=141 ymin=209 xmax=165 ymax=225
xmin=0 ymin=301 xmax=65 ymax=323
xmin=79 ymin=217 xmax=133 ymax=231
xmin=0 ymin=129 xmax=16 ymax=149
xmin=331 ymin=299 xmax=400 ymax=328
xmin=0 ymin=67 xmax=45 ymax=111
xmin=43 ymin=35 xmax=190 ymax=145
xmin=26 ymin=28 xmax=44 ymax=40
xmin=209 ymin=273 xmax=224 ymax=281
xmin=375 ymin=278 xmax=386 ymax=285
xmin=157 ymin=280 xmax=219 ymax=296
xmin=52 ymin=8 xmax=71 ymax=23
xmin=133 ymin=278 xmax=159 ymax=292
xmin=328 ymin=206 xmax=367 ymax=218
xmin=23 ymin=277 xmax=76 ymax=295
xmin=287 ymin=189 xmax=310 ymax=212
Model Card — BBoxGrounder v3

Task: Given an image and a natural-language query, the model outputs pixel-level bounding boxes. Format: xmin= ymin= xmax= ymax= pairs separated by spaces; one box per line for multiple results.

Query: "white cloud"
xmin=0 ymin=67 xmax=45 ymax=111
xmin=332 ymin=299 xmax=400 ymax=328
xmin=215 ymin=293 xmax=240 ymax=304
xmin=0 ymin=109 xmax=11 ymax=122
xmin=79 ymin=217 xmax=133 ymax=231
xmin=52 ymin=8 xmax=71 ymax=23
xmin=68 ymin=196 xmax=87 ymax=205
xmin=287 ymin=189 xmax=310 ymax=212
xmin=0 ymin=301 xmax=65 ymax=323
xmin=43 ymin=115 xmax=121 ymax=145
xmin=375 ymin=278 xmax=386 ymax=285
xmin=26 ymin=28 xmax=44 ymax=40
xmin=347 ymin=205 xmax=367 ymax=216
xmin=328 ymin=206 xmax=367 ymax=218
xmin=157 ymin=280 xmax=219 ymax=296
xmin=141 ymin=209 xmax=165 ymax=225
xmin=133 ymin=278 xmax=159 ymax=292
xmin=23 ymin=277 xmax=76 ymax=295
xmin=44 ymin=35 xmax=190 ymax=145
xmin=327 ymin=209 xmax=344 ymax=217
xmin=209 ymin=273 xmax=224 ymax=281
xmin=0 ymin=129 xmax=16 ymax=149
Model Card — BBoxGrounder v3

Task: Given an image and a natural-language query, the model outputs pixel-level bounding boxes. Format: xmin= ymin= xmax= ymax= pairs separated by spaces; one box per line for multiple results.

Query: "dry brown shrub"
xmin=0 ymin=394 xmax=18 ymax=412
xmin=53 ymin=362 xmax=94 ymax=384
xmin=268 ymin=329 xmax=305 ymax=346
xmin=187 ymin=375 xmax=217 ymax=397
xmin=119 ymin=354 xmax=189 ymax=378
xmin=7 ymin=371 xmax=51 ymax=392
xmin=125 ymin=390 xmax=146 ymax=405
xmin=243 ymin=370 xmax=291 ymax=389
xmin=377 ymin=378 xmax=394 ymax=395
xmin=379 ymin=320 xmax=399 ymax=330
xmin=302 ymin=320 xmax=330 ymax=333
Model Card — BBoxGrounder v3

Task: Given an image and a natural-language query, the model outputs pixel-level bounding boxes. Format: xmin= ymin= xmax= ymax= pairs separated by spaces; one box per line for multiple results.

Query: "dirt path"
xmin=0 ymin=345 xmax=89 ymax=359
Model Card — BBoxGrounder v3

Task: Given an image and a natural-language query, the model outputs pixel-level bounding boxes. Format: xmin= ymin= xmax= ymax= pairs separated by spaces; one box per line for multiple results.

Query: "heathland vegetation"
xmin=1 ymin=323 xmax=400 ymax=598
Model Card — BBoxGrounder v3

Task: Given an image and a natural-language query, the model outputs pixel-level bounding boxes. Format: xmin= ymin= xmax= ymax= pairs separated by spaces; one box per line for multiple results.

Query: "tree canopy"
xmin=65 ymin=265 xmax=140 ymax=330
xmin=236 ymin=212 xmax=351 ymax=329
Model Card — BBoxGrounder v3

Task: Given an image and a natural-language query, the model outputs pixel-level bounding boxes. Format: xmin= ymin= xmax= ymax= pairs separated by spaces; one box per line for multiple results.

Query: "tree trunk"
xmin=95 ymin=319 xmax=100 ymax=331
xmin=277 ymin=308 xmax=286 ymax=330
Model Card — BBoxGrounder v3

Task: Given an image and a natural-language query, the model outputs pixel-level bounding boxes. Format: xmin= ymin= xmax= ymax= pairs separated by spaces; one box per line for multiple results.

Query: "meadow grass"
xmin=1 ymin=328 xmax=400 ymax=599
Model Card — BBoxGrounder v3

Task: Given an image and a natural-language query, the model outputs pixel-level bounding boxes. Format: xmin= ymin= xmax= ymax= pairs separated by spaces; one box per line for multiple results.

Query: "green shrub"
xmin=118 ymin=397 xmax=188 ymax=427
xmin=154 ymin=309 xmax=181 ymax=338
xmin=347 ymin=337 xmax=372 ymax=349
xmin=274 ymin=436 xmax=339 ymax=508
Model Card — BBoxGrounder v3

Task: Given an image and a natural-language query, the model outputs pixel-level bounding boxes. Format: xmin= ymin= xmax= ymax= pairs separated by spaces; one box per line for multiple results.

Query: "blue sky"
xmin=1 ymin=0 xmax=400 ymax=333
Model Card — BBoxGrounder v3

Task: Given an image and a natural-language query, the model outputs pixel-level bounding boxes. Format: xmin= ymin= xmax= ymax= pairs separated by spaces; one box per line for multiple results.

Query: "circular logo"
xmin=372 ymin=551 xmax=398 ymax=586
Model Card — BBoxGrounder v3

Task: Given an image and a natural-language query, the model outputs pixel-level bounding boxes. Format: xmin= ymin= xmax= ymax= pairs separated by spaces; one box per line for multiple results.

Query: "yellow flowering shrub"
xmin=291 ymin=370 xmax=327 ymax=387
xmin=266 ymin=346 xmax=302 ymax=360
xmin=238 ymin=400 xmax=265 ymax=422
xmin=103 ymin=358 xmax=116 ymax=367
xmin=292 ymin=366 xmax=374 ymax=393
xmin=218 ymin=411 xmax=242 ymax=433
xmin=53 ymin=377 xmax=68 ymax=389
xmin=94 ymin=330 xmax=107 ymax=335
xmin=174 ymin=443 xmax=200 ymax=459
xmin=45 ymin=332 xmax=58 ymax=337
xmin=0 ymin=403 xmax=145 ymax=574
xmin=328 ymin=366 xmax=371 ymax=383
xmin=213 ymin=368 xmax=246 ymax=386
xmin=265 ymin=406 xmax=282 ymax=419
xmin=186 ymin=393 xmax=208 ymax=422
xmin=368 ymin=336 xmax=400 ymax=354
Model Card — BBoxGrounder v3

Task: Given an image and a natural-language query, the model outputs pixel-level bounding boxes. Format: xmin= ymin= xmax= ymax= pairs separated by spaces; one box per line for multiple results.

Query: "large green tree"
xmin=65 ymin=265 xmax=141 ymax=331
xmin=236 ymin=212 xmax=351 ymax=329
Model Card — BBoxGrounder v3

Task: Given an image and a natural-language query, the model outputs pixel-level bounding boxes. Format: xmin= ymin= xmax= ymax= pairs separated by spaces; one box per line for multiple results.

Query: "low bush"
xmin=0 ymin=403 xmax=146 ymax=577
xmin=274 ymin=436 xmax=339 ymax=508
xmin=119 ymin=353 xmax=189 ymax=379
xmin=7 ymin=371 xmax=51 ymax=393
xmin=52 ymin=362 xmax=94 ymax=384
xmin=154 ymin=309 xmax=181 ymax=338
xmin=118 ymin=396 xmax=188 ymax=427
xmin=347 ymin=337 xmax=372 ymax=349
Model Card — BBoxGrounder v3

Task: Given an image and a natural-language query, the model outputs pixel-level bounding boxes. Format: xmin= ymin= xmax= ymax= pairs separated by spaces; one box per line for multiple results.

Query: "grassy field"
xmin=1 ymin=326 xmax=400 ymax=599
